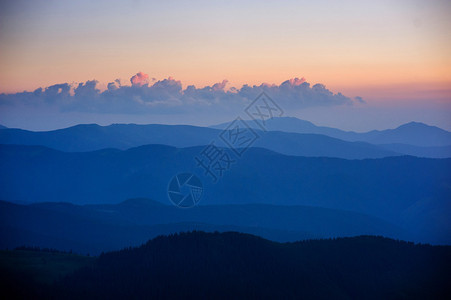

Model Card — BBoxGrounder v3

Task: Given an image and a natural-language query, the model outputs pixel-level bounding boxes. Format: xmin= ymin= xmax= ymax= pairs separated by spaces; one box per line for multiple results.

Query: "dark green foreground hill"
xmin=0 ymin=249 xmax=94 ymax=298
xmin=2 ymin=232 xmax=450 ymax=299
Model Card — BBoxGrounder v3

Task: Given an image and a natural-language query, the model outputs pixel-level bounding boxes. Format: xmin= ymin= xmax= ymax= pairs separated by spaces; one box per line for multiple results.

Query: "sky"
xmin=0 ymin=0 xmax=450 ymax=131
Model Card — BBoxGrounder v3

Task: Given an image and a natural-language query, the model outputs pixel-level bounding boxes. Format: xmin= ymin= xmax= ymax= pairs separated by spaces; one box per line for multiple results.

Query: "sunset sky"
xmin=0 ymin=0 xmax=450 ymax=131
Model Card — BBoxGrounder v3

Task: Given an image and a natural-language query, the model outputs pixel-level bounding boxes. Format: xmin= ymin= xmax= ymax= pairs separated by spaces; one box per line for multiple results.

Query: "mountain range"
xmin=1 ymin=116 xmax=450 ymax=298
xmin=1 ymin=143 xmax=449 ymax=244
xmin=0 ymin=123 xmax=396 ymax=159
xmin=0 ymin=198 xmax=407 ymax=255
xmin=1 ymin=118 xmax=450 ymax=247
xmin=213 ymin=117 xmax=451 ymax=147
xmin=1 ymin=117 xmax=450 ymax=158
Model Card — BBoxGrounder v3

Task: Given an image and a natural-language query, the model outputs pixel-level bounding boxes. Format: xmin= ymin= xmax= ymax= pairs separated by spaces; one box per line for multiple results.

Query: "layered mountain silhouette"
xmin=1 ymin=144 xmax=449 ymax=244
xmin=1 ymin=118 xmax=450 ymax=298
xmin=2 ymin=118 xmax=450 ymax=159
xmin=0 ymin=123 xmax=399 ymax=159
xmin=378 ymin=143 xmax=451 ymax=159
xmin=0 ymin=198 xmax=407 ymax=255
xmin=213 ymin=117 xmax=451 ymax=148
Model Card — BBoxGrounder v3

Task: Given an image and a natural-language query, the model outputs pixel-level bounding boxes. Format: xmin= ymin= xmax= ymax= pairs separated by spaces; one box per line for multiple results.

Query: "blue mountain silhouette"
xmin=0 ymin=123 xmax=400 ymax=159
xmin=213 ymin=117 xmax=451 ymax=147
xmin=0 ymin=144 xmax=449 ymax=244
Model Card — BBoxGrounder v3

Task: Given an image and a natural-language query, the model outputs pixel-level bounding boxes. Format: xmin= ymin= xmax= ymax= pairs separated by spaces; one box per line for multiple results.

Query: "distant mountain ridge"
xmin=212 ymin=117 xmax=451 ymax=147
xmin=379 ymin=143 xmax=451 ymax=158
xmin=0 ymin=123 xmax=400 ymax=159
xmin=1 ymin=118 xmax=449 ymax=158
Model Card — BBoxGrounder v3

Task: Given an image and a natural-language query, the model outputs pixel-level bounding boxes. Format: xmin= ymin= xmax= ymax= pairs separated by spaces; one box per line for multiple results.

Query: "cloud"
xmin=75 ymin=80 xmax=99 ymax=97
xmin=238 ymin=79 xmax=354 ymax=108
xmin=130 ymin=72 xmax=149 ymax=86
xmin=0 ymin=75 xmax=362 ymax=115
xmin=42 ymin=83 xmax=72 ymax=98
xmin=212 ymin=80 xmax=228 ymax=91
xmin=282 ymin=77 xmax=306 ymax=87
xmin=107 ymin=79 xmax=121 ymax=91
